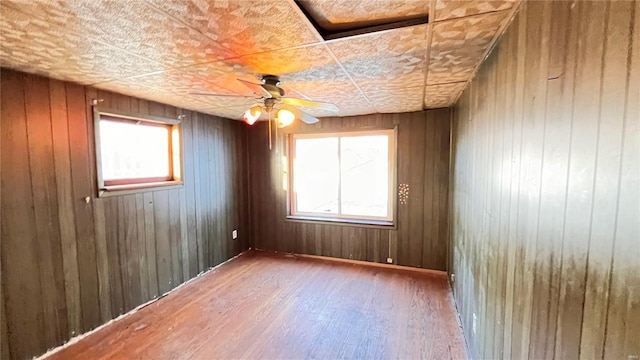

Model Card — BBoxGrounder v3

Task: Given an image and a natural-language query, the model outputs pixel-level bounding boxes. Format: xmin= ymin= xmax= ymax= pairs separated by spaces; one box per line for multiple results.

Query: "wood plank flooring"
xmin=44 ymin=251 xmax=467 ymax=359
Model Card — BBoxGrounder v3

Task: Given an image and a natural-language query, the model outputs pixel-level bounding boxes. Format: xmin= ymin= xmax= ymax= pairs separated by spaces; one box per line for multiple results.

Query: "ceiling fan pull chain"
xmin=275 ymin=114 xmax=279 ymax=154
xmin=268 ymin=111 xmax=272 ymax=150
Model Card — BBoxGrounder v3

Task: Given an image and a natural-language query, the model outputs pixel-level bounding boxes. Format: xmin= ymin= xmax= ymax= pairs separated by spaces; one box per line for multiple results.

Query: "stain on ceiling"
xmin=0 ymin=0 xmax=519 ymax=120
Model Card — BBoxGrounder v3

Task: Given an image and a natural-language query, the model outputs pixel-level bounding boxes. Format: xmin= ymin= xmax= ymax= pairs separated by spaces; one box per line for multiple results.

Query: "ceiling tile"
xmin=424 ymin=81 xmax=467 ymax=108
xmin=297 ymin=0 xmax=429 ymax=31
xmin=366 ymin=86 xmax=424 ymax=113
xmin=239 ymin=44 xmax=338 ymax=79
xmin=96 ymin=81 xmax=206 ymax=109
xmin=328 ymin=24 xmax=429 ymax=90
xmin=198 ymin=107 xmax=247 ymax=120
xmin=0 ymin=0 xmax=518 ymax=118
xmin=433 ymin=0 xmax=517 ymax=22
xmin=0 ymin=5 xmax=165 ymax=85
xmin=237 ymin=44 xmax=373 ymax=117
xmin=1 ymin=0 xmax=234 ymax=69
xmin=147 ymin=0 xmax=321 ymax=56
xmin=288 ymin=79 xmax=371 ymax=115
xmin=304 ymin=104 xmax=378 ymax=118
xmin=427 ymin=10 xmax=510 ymax=85
xmin=125 ymin=63 xmax=251 ymax=96
xmin=193 ymin=94 xmax=258 ymax=110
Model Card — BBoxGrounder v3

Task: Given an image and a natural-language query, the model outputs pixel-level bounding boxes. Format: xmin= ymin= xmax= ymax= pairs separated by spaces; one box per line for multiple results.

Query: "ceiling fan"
xmin=192 ymin=75 xmax=339 ymax=149
xmin=192 ymin=75 xmax=338 ymax=124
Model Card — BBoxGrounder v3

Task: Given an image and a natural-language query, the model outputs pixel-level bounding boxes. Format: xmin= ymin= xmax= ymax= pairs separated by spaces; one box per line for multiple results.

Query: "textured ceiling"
xmin=0 ymin=0 xmax=519 ymax=120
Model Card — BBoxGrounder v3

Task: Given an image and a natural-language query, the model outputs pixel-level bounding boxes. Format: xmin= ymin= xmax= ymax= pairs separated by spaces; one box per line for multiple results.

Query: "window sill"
xmin=99 ymin=181 xmax=183 ymax=197
xmin=286 ymin=215 xmax=395 ymax=229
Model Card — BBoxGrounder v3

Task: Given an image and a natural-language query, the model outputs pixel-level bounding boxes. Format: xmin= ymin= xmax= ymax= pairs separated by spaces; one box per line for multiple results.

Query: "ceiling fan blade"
xmin=189 ymin=93 xmax=255 ymax=99
xmin=238 ymin=79 xmax=273 ymax=98
xmin=279 ymin=104 xmax=320 ymax=124
xmin=280 ymin=97 xmax=339 ymax=112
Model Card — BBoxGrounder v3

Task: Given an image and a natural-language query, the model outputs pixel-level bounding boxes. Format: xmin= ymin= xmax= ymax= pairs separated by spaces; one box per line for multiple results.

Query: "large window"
xmin=289 ymin=129 xmax=395 ymax=224
xmin=94 ymin=108 xmax=182 ymax=196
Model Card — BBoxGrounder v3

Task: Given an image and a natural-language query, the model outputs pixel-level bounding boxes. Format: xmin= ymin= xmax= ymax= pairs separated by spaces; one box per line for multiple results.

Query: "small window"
xmin=94 ymin=108 xmax=183 ymax=196
xmin=288 ymin=129 xmax=396 ymax=225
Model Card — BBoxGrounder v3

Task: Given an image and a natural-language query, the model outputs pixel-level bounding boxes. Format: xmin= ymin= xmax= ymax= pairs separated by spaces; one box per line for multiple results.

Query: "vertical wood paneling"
xmin=604 ymin=2 xmax=640 ymax=358
xmin=66 ymin=82 xmax=101 ymax=332
xmin=24 ymin=75 xmax=68 ymax=347
xmin=581 ymin=2 xmax=634 ymax=359
xmin=49 ymin=79 xmax=84 ymax=337
xmin=247 ymin=110 xmax=451 ymax=270
xmin=143 ymin=192 xmax=159 ymax=300
xmin=450 ymin=1 xmax=640 ymax=359
xmin=0 ymin=70 xmax=250 ymax=360
xmin=154 ymin=191 xmax=172 ymax=295
xmin=1 ymin=71 xmax=45 ymax=356
xmin=1 ymin=289 xmax=8 ymax=360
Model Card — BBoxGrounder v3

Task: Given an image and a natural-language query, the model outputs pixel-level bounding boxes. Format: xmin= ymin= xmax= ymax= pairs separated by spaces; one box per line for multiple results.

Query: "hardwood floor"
xmin=44 ymin=251 xmax=467 ymax=359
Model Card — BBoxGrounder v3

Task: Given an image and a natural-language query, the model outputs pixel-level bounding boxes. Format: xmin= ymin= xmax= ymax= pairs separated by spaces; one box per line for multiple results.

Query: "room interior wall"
xmin=246 ymin=109 xmax=452 ymax=271
xmin=450 ymin=1 xmax=639 ymax=359
xmin=0 ymin=69 xmax=250 ymax=360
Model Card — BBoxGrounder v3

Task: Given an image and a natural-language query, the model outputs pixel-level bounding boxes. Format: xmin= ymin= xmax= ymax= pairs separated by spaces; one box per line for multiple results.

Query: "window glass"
xmin=340 ymin=135 xmax=389 ymax=217
xmin=290 ymin=130 xmax=394 ymax=223
xmin=293 ymin=137 xmax=339 ymax=214
xmin=99 ymin=119 xmax=171 ymax=182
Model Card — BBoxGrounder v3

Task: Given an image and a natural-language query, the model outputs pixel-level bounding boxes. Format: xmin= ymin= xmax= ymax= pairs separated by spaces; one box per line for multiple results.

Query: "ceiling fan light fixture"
xmin=276 ymin=108 xmax=295 ymax=128
xmin=243 ymin=105 xmax=262 ymax=125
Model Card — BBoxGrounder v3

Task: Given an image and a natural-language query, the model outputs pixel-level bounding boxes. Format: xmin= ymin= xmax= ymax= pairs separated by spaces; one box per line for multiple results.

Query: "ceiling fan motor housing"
xmin=261 ymin=75 xmax=285 ymax=98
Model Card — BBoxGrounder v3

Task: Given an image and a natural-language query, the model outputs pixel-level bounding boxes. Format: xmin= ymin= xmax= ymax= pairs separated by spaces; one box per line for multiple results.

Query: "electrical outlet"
xmin=386 ymin=257 xmax=393 ymax=264
xmin=450 ymin=273 xmax=456 ymax=283
xmin=232 ymin=230 xmax=238 ymax=240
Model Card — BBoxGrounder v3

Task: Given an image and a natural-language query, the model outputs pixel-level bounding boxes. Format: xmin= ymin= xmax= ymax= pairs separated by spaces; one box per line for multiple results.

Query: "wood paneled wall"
xmin=450 ymin=1 xmax=639 ymax=359
xmin=0 ymin=70 xmax=250 ymax=360
xmin=246 ymin=110 xmax=451 ymax=271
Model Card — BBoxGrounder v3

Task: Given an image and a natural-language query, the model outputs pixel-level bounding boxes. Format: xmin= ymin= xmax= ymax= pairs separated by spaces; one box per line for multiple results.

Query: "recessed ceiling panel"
xmin=296 ymin=0 xmax=429 ymax=32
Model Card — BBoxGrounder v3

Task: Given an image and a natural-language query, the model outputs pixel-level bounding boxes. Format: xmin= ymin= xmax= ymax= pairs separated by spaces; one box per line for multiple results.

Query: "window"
xmin=94 ymin=108 xmax=182 ymax=196
xmin=289 ymin=129 xmax=395 ymax=225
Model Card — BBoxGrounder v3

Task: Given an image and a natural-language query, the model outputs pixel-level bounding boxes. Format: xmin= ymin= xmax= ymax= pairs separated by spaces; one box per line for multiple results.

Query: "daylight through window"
xmin=94 ymin=109 xmax=182 ymax=195
xmin=289 ymin=129 xmax=395 ymax=224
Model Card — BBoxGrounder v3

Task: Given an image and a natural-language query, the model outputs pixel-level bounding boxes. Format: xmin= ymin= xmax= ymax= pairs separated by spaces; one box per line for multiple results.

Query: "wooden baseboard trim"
xmin=38 ymin=249 xmax=252 ymax=360
xmin=252 ymin=248 xmax=448 ymax=277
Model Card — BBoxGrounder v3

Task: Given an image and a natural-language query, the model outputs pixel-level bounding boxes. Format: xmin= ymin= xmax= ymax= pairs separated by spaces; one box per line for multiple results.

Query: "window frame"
xmin=93 ymin=107 xmax=184 ymax=197
xmin=287 ymin=128 xmax=397 ymax=227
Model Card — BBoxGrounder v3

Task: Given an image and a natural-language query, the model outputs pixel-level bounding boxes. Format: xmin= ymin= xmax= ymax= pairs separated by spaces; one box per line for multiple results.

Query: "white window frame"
xmin=93 ymin=107 xmax=184 ymax=197
xmin=288 ymin=129 xmax=396 ymax=225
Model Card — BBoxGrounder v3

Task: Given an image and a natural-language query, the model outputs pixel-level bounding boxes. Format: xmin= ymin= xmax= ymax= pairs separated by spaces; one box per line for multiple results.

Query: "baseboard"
xmin=252 ymin=248 xmax=448 ymax=277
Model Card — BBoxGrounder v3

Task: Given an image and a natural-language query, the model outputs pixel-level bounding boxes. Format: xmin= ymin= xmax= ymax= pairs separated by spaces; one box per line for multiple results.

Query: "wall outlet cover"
xmin=386 ymin=257 xmax=393 ymax=264
xmin=232 ymin=230 xmax=238 ymax=239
